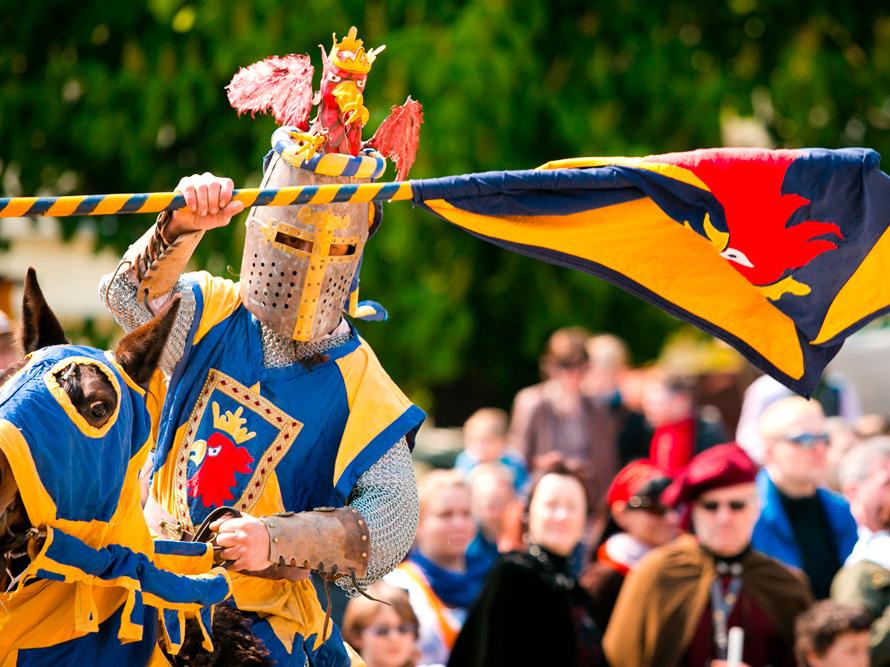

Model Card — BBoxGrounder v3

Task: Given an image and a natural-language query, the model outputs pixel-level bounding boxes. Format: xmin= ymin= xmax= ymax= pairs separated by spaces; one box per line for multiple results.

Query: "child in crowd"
xmin=341 ymin=582 xmax=423 ymax=667
xmin=466 ymin=463 xmax=519 ymax=575
xmin=455 ymin=408 xmax=528 ymax=494
xmin=794 ymin=600 xmax=872 ymax=667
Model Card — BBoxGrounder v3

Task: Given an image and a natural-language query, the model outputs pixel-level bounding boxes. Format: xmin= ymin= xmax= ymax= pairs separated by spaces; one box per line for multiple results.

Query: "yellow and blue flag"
xmin=411 ymin=148 xmax=890 ymax=396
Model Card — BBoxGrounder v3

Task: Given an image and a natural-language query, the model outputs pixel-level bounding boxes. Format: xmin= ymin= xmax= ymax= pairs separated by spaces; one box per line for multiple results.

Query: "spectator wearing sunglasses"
xmin=580 ymin=460 xmax=679 ymax=629
xmin=753 ymin=397 xmax=858 ymax=599
xmin=604 ymin=443 xmax=812 ymax=667
xmin=341 ymin=582 xmax=423 ymax=667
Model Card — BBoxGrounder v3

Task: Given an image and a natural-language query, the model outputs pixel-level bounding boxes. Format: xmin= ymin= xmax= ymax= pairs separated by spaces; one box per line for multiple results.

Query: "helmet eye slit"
xmin=330 ymin=243 xmax=357 ymax=257
xmin=274 ymin=230 xmax=314 ymax=254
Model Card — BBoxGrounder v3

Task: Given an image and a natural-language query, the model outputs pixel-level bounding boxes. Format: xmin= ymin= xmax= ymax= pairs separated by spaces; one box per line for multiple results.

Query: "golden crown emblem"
xmin=330 ymin=26 xmax=385 ymax=75
xmin=212 ymin=402 xmax=256 ymax=444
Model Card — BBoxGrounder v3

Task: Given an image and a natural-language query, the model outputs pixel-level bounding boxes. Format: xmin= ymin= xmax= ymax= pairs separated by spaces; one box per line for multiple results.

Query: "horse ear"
xmin=114 ymin=296 xmax=181 ymax=390
xmin=20 ymin=268 xmax=67 ymax=354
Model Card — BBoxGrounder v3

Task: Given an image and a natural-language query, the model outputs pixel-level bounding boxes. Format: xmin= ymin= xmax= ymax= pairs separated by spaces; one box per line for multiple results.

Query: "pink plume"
xmin=226 ymin=54 xmax=315 ymax=130
xmin=365 ymin=97 xmax=424 ymax=180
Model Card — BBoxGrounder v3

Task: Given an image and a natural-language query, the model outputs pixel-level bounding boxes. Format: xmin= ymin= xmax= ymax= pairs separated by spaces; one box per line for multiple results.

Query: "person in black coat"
xmin=448 ymin=463 xmax=607 ymax=667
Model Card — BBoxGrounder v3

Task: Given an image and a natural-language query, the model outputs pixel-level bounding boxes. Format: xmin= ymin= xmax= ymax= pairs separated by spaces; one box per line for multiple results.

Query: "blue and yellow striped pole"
xmin=0 ymin=181 xmax=415 ymax=218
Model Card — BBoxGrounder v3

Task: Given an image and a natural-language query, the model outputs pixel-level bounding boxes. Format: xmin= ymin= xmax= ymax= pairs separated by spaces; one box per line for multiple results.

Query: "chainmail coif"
xmin=260 ymin=322 xmax=352 ymax=368
xmin=99 ymin=271 xmax=419 ymax=594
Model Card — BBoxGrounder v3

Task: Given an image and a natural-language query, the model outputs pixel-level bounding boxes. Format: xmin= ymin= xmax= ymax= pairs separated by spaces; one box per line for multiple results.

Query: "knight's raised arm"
xmin=99 ymin=173 xmax=243 ymax=374
xmin=98 ymin=28 xmax=426 ymax=665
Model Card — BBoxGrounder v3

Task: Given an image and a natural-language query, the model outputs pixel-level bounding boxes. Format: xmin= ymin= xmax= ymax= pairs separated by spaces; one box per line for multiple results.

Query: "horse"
xmin=0 ymin=269 xmax=232 ymax=665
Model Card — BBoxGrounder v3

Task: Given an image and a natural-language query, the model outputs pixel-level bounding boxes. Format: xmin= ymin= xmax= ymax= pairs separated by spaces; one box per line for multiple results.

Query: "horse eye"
xmin=89 ymin=401 xmax=110 ymax=420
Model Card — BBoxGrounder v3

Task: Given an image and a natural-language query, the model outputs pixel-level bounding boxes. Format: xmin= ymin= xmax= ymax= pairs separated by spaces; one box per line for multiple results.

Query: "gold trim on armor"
xmin=291 ymin=208 xmax=365 ymax=340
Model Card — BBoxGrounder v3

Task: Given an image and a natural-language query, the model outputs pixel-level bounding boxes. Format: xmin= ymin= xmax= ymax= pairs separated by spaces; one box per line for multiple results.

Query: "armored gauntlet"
xmin=259 ymin=507 xmax=370 ymax=581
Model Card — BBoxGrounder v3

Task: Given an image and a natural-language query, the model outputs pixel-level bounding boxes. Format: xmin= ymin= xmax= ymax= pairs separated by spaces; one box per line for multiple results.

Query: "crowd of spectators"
xmin=336 ymin=326 xmax=890 ymax=667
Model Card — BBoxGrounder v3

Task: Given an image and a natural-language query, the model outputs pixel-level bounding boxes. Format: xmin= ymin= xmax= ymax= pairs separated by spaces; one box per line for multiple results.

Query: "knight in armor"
xmin=101 ymin=28 xmax=425 ymax=665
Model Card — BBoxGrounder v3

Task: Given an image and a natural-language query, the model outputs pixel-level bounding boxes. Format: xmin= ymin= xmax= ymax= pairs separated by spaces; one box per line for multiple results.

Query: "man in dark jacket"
xmin=753 ymin=397 xmax=857 ymax=599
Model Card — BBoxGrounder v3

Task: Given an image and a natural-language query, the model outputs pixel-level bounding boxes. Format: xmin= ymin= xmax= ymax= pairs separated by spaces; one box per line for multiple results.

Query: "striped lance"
xmin=0 ymin=182 xmax=415 ymax=218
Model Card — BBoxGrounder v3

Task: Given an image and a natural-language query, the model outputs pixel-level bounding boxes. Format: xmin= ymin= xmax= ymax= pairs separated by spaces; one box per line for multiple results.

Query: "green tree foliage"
xmin=2 ymin=1 xmax=889 ymax=421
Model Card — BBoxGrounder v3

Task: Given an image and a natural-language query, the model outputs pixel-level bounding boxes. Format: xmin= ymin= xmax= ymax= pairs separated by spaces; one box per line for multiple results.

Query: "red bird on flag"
xmin=408 ymin=146 xmax=890 ymax=395
xmin=653 ymin=150 xmax=844 ymax=300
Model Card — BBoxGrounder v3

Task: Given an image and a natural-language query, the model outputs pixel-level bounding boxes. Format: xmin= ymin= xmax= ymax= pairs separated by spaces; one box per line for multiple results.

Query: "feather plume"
xmin=226 ymin=54 xmax=315 ymax=130
xmin=365 ymin=97 xmax=424 ymax=180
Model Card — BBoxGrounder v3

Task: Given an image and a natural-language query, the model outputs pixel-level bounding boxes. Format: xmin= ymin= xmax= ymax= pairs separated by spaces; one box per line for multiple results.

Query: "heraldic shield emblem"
xmin=173 ymin=369 xmax=303 ymax=529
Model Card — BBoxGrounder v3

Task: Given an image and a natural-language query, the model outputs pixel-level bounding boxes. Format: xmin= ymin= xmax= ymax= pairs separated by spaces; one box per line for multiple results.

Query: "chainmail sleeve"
xmin=338 ymin=436 xmax=418 ymax=595
xmin=98 ymin=270 xmax=197 ymax=376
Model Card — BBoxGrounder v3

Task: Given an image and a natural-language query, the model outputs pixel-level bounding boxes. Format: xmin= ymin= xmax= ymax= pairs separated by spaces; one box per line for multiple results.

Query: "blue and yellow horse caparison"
xmin=0 ymin=270 xmax=232 ymax=665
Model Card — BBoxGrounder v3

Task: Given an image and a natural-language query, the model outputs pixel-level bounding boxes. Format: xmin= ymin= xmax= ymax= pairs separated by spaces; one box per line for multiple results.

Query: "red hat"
xmin=661 ymin=443 xmax=758 ymax=507
xmin=607 ymin=460 xmax=671 ymax=507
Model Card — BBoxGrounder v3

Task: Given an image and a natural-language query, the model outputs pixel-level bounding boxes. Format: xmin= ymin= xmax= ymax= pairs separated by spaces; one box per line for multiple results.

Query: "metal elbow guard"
xmin=260 ymin=507 xmax=371 ymax=580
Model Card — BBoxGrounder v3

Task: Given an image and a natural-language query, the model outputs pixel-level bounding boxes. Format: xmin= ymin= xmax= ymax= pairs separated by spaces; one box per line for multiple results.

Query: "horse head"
xmin=0 ymin=268 xmax=179 ymax=590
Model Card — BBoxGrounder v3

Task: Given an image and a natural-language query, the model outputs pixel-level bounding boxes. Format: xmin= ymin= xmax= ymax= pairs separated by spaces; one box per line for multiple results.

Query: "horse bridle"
xmin=1 ymin=522 xmax=45 ymax=593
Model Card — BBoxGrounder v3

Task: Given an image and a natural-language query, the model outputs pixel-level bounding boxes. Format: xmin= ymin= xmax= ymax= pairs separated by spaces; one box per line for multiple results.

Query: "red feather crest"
xmin=226 ymin=54 xmax=315 ymax=130
xmin=365 ymin=97 xmax=424 ymax=180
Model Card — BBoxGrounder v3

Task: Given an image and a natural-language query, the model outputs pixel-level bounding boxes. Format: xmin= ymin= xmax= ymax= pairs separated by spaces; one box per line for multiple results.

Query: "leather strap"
xmin=121 ymin=211 xmax=204 ymax=307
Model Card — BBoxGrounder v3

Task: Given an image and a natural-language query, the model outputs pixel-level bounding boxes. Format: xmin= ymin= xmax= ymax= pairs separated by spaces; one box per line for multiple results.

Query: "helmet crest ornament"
xmin=225 ymin=26 xmax=423 ymax=341
xmin=327 ymin=26 xmax=385 ymax=75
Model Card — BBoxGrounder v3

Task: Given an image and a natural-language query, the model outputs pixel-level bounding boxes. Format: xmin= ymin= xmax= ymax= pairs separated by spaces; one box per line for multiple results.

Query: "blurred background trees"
xmin=2 ymin=0 xmax=889 ymax=423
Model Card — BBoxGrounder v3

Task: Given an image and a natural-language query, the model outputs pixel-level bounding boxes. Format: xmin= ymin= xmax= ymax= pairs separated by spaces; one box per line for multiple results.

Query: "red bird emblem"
xmin=226 ymin=26 xmax=423 ymax=180
xmin=187 ymin=431 xmax=254 ymax=508
xmin=654 ymin=149 xmax=843 ymax=300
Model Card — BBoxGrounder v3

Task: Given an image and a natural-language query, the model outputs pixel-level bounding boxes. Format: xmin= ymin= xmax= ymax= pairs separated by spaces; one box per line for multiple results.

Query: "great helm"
xmin=239 ymin=129 xmax=387 ymax=341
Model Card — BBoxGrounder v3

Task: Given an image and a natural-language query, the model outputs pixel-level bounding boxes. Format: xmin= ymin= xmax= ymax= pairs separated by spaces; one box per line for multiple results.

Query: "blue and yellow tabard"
xmin=0 ymin=345 xmax=232 ymax=666
xmin=150 ymin=272 xmax=425 ymax=665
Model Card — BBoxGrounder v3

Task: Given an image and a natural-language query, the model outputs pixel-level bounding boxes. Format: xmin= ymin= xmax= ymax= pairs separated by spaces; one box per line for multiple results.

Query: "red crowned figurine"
xmin=227 ymin=26 xmax=423 ymax=180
